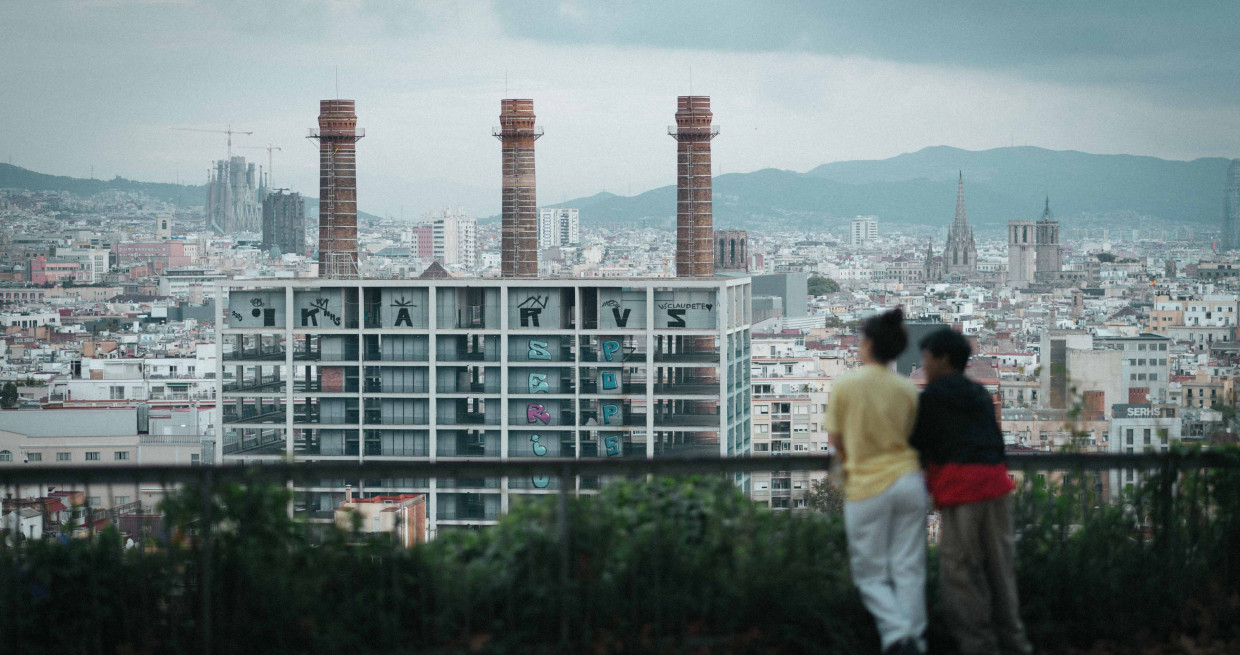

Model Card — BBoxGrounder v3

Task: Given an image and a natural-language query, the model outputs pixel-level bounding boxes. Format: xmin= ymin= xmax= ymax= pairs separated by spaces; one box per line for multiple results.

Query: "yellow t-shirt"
xmin=824 ymin=364 xmax=920 ymax=501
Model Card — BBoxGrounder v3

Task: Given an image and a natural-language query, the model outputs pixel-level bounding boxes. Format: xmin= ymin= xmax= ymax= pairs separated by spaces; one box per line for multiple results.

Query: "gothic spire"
xmin=954 ymin=171 xmax=967 ymax=227
xmin=1041 ymin=195 xmax=1052 ymax=221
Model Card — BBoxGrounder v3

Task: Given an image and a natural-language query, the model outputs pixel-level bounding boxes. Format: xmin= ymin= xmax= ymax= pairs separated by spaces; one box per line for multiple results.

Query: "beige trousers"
xmin=938 ymin=494 xmax=1033 ymax=655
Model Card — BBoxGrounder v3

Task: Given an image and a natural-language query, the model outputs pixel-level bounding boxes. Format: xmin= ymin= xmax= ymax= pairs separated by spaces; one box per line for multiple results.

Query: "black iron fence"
xmin=0 ymin=450 xmax=1238 ymax=654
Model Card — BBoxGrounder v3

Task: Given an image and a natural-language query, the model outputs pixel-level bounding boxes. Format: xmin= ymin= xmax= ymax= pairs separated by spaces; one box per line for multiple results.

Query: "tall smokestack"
xmin=309 ymin=99 xmax=364 ymax=278
xmin=494 ymin=99 xmax=542 ymax=278
xmin=670 ymin=96 xmax=718 ymax=277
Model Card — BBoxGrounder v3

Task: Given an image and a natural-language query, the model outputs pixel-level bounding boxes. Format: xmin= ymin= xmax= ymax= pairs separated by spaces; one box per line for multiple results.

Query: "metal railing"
xmin=2 ymin=451 xmax=1238 ymax=654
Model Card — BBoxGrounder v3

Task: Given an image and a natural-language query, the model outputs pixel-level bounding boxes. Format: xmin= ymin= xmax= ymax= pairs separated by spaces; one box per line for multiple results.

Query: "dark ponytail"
xmin=861 ymin=307 xmax=907 ymax=364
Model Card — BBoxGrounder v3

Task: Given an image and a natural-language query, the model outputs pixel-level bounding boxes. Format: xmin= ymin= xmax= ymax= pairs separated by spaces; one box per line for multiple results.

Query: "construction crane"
xmin=170 ymin=123 xmax=253 ymax=159
xmin=239 ymin=144 xmax=283 ymax=188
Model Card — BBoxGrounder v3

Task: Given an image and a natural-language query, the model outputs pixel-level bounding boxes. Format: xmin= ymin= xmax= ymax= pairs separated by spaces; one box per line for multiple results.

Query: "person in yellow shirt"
xmin=825 ymin=308 xmax=927 ymax=655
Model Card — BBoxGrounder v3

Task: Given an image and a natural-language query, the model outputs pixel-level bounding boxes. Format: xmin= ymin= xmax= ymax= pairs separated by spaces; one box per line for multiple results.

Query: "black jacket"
xmin=909 ymin=373 xmax=1007 ymax=465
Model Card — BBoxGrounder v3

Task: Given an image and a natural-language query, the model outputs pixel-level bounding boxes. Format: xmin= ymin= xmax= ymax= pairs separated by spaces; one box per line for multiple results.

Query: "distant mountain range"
xmin=537 ymin=146 xmax=1234 ymax=229
xmin=0 ymin=162 xmax=206 ymax=207
xmin=6 ymin=145 xmax=1235 ymax=230
xmin=0 ymin=163 xmax=382 ymax=221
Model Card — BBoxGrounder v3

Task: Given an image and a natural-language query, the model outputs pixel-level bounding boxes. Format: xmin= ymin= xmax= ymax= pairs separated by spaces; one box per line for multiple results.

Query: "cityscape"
xmin=2 ymin=2 xmax=1240 ymax=654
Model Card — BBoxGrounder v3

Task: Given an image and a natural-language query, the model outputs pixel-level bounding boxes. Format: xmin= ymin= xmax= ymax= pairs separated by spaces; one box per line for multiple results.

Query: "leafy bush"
xmin=1013 ymin=447 xmax=1240 ymax=649
xmin=2 ymin=454 xmax=1239 ymax=654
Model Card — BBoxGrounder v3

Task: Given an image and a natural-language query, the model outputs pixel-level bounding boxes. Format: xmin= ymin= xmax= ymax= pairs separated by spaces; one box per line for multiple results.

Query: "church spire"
xmin=954 ymin=171 xmax=967 ymax=227
xmin=1041 ymin=195 xmax=1052 ymax=221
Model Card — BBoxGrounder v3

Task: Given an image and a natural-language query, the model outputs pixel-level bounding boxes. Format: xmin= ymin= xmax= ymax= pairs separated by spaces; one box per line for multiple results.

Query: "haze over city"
xmin=3 ymin=1 xmax=1239 ymax=217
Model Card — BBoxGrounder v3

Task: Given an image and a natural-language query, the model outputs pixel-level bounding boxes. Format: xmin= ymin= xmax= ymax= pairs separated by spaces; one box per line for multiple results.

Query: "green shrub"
xmin=2 ymin=453 xmax=1239 ymax=654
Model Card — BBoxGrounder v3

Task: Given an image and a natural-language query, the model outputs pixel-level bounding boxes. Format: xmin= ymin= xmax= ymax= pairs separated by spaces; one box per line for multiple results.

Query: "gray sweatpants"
xmin=845 ymin=471 xmax=928 ymax=652
xmin=938 ymin=494 xmax=1033 ymax=655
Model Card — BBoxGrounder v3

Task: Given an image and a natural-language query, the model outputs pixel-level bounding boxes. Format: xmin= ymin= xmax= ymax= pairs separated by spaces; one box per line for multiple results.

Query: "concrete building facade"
xmin=538 ymin=208 xmax=579 ymax=249
xmin=262 ymin=190 xmax=306 ymax=257
xmin=216 ymin=276 xmax=752 ymax=536
xmin=1222 ymin=159 xmax=1240 ymax=251
xmin=1008 ymin=219 xmax=1036 ymax=288
xmin=431 ymin=210 xmax=477 ymax=270
xmin=850 ymin=217 xmax=878 ymax=247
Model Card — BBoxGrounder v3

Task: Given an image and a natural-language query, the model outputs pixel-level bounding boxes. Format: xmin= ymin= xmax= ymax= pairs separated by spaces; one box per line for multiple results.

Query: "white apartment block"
xmin=538 ymin=208 xmax=580 ymax=249
xmin=850 ymin=217 xmax=878 ymax=247
xmin=430 ymin=209 xmax=477 ymax=270
xmin=57 ymin=247 xmax=110 ymax=283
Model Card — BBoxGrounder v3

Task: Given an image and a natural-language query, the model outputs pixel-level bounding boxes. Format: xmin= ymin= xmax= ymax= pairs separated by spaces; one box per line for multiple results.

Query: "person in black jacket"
xmin=909 ymin=329 xmax=1032 ymax=655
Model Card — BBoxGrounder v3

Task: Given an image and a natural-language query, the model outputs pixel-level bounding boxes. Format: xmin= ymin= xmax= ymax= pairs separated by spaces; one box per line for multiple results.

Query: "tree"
xmin=1095 ymin=253 xmax=1116 ymax=263
xmin=0 ymin=382 xmax=18 ymax=408
xmin=808 ymin=274 xmax=841 ymax=296
xmin=805 ymin=477 xmax=845 ymax=516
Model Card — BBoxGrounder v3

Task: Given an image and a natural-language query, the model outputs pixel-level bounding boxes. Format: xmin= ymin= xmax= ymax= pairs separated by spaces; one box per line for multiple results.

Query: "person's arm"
xmin=828 ymin=431 xmax=845 ymax=460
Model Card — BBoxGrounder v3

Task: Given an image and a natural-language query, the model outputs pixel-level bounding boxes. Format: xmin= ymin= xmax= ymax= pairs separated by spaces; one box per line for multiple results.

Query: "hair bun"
xmin=882 ymin=307 xmax=904 ymax=325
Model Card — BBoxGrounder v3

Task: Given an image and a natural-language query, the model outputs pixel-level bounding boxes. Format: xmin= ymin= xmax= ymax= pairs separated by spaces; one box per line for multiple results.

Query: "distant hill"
xmin=536 ymin=146 xmax=1234 ymax=229
xmin=0 ymin=162 xmax=206 ymax=206
xmin=0 ymin=163 xmax=382 ymax=221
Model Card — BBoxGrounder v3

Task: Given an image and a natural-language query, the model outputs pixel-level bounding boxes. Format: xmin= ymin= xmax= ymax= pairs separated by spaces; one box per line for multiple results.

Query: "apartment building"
xmin=216 ymin=277 xmax=752 ymax=536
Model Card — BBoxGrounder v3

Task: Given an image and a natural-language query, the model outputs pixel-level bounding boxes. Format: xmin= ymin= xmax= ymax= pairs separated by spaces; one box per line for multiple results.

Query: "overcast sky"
xmin=3 ymin=0 xmax=1238 ymax=217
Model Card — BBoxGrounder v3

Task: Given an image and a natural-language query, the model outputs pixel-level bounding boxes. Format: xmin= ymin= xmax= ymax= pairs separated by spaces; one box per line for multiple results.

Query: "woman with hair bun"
xmin=824 ymin=307 xmax=927 ymax=655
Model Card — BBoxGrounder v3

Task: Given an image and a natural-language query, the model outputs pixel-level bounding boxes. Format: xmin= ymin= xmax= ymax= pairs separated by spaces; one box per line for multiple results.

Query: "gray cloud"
xmin=494 ymin=1 xmax=1240 ymax=106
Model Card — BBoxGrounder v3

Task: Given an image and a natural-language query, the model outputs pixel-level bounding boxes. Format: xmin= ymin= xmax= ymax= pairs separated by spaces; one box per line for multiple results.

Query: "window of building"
xmin=0 ymin=450 xmax=11 ymax=463
xmin=56 ymin=452 xmax=70 ymax=462
xmin=85 ymin=452 xmax=100 ymax=461
xmin=1143 ymin=429 xmax=1151 ymax=445
xmin=27 ymin=452 xmax=41 ymax=462
xmin=109 ymin=386 xmax=125 ymax=400
xmin=191 ymin=454 xmax=201 ymax=466
xmin=1126 ymin=429 xmax=1133 ymax=445
xmin=115 ymin=496 xmax=130 ymax=506
xmin=88 ymin=496 xmax=101 ymax=507
xmin=114 ymin=451 xmax=129 ymax=461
